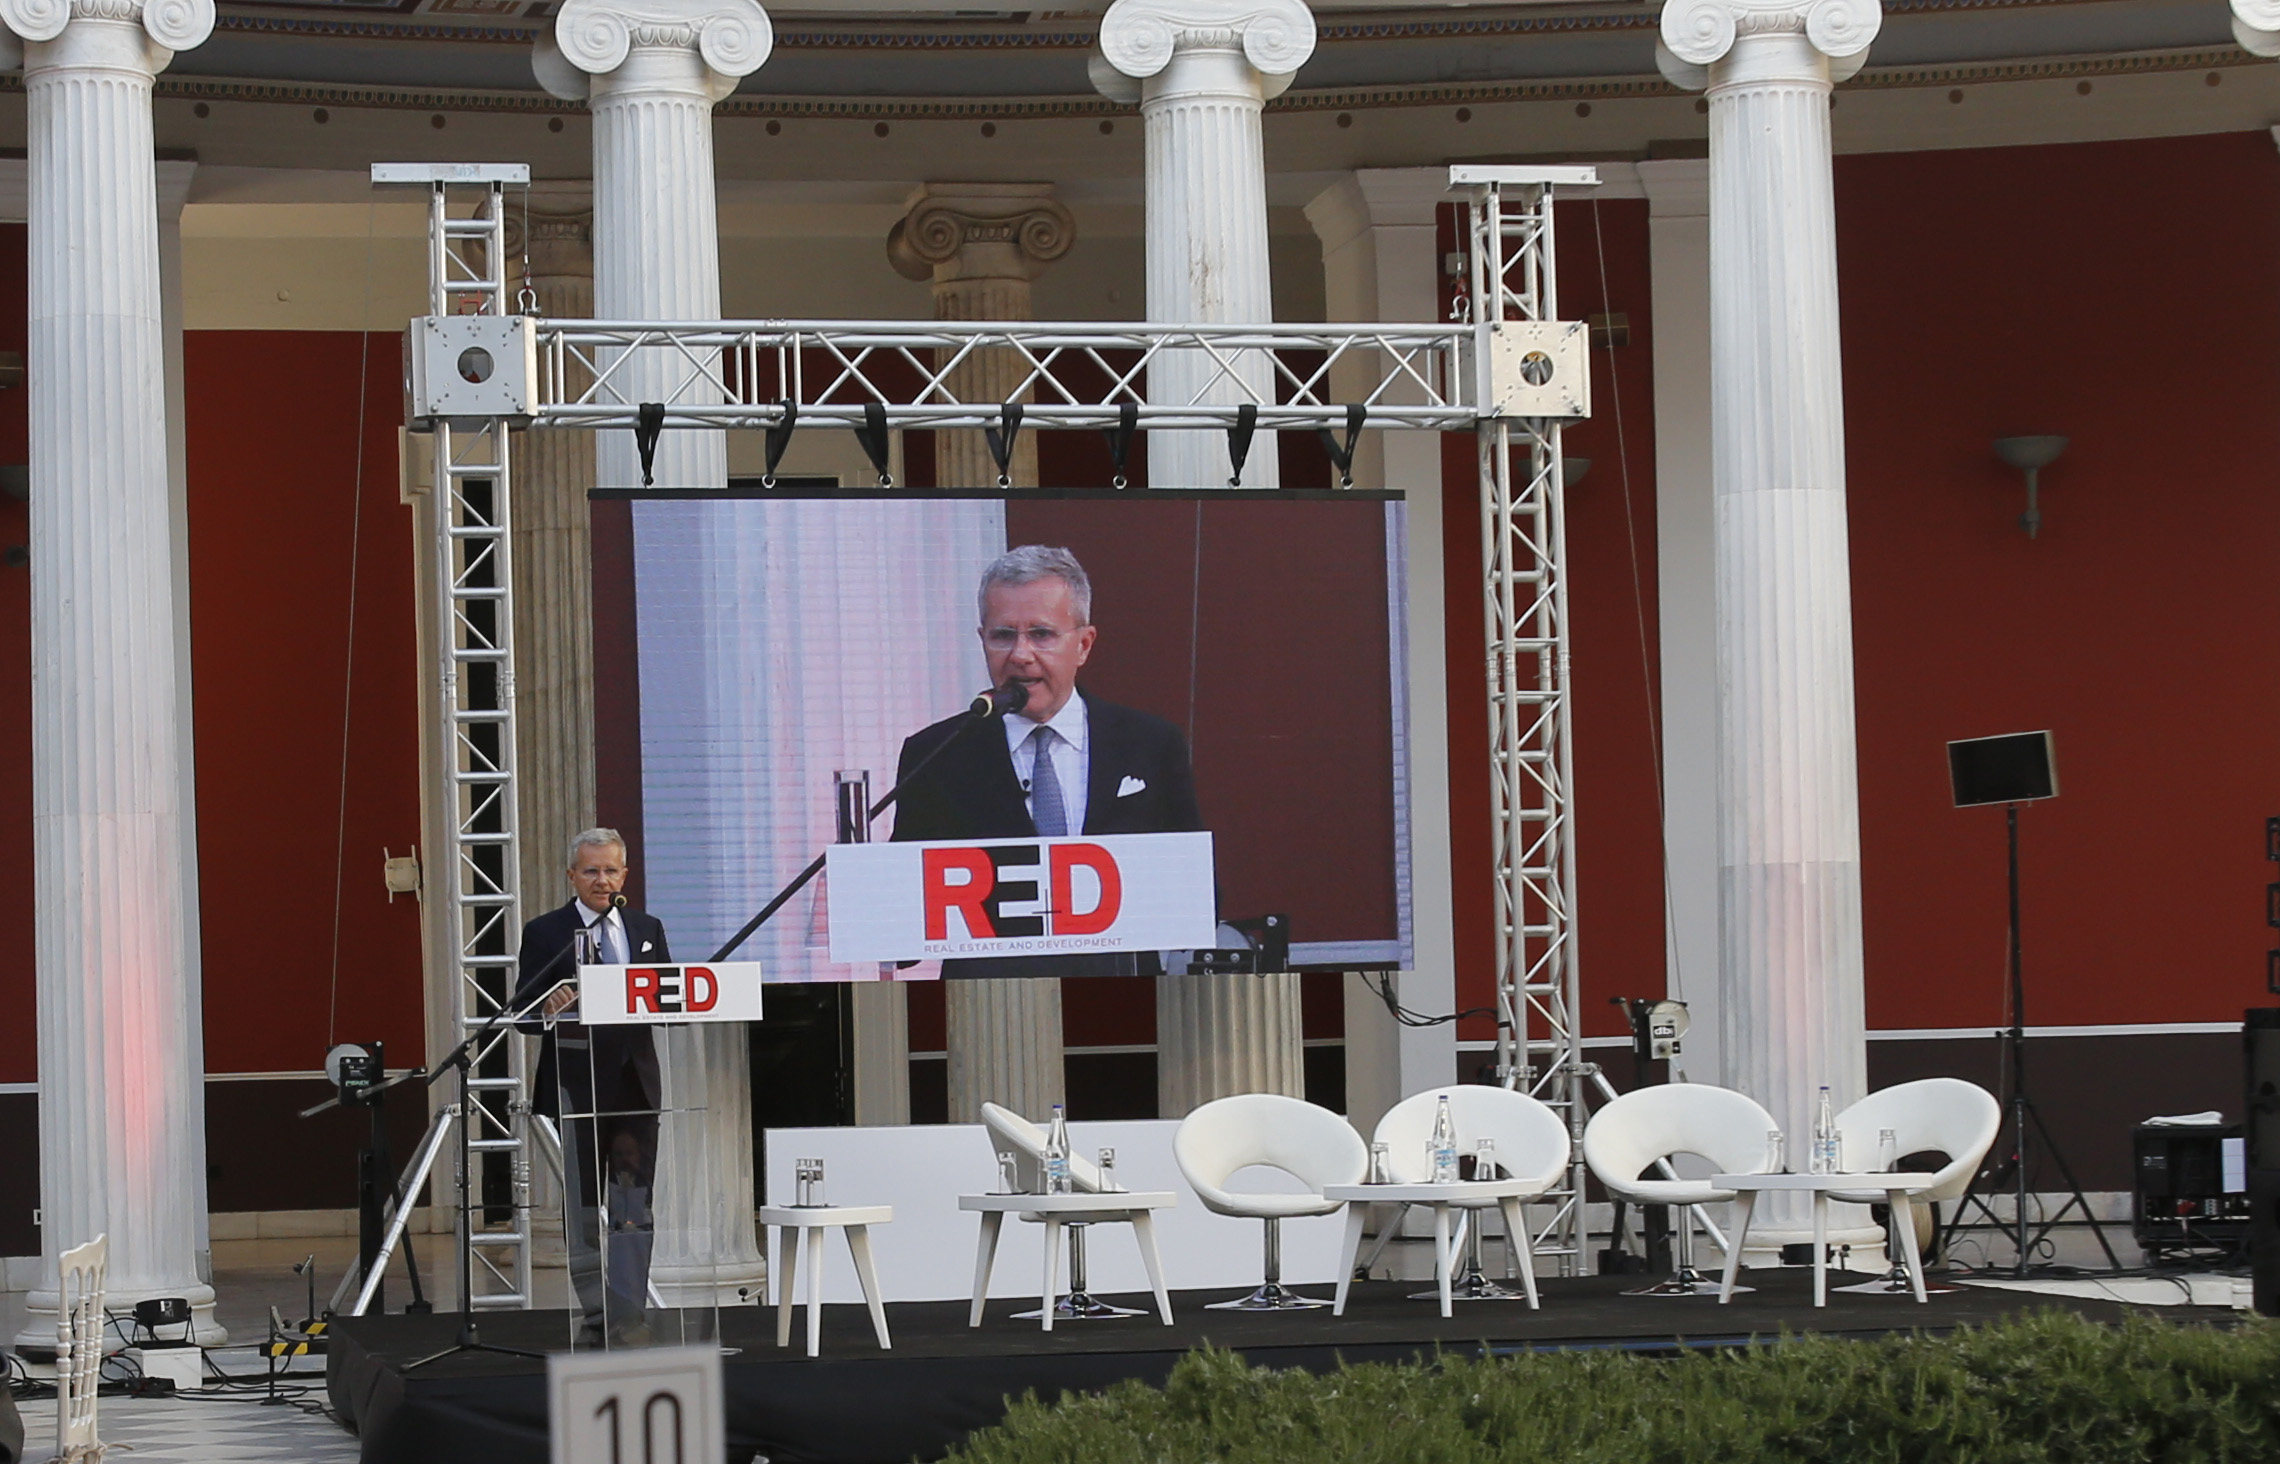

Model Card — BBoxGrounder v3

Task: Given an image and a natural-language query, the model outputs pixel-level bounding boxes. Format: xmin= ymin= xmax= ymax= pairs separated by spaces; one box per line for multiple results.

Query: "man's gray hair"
xmin=978 ymin=544 xmax=1092 ymax=626
xmin=566 ymin=827 xmax=626 ymax=868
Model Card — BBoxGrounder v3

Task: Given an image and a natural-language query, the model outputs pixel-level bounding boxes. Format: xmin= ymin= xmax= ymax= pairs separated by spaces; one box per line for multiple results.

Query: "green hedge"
xmin=947 ymin=1311 xmax=2280 ymax=1464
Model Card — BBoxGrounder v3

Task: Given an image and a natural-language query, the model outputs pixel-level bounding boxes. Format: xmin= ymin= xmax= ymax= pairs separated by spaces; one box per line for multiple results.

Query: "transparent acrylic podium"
xmin=545 ymin=1009 xmax=722 ymax=1352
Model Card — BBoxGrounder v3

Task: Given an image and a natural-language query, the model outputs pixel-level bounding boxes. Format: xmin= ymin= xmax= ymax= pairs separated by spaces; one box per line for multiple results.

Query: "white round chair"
xmin=982 ymin=1102 xmax=1105 ymax=1195
xmin=1828 ymin=1077 xmax=2001 ymax=1294
xmin=1173 ymin=1093 xmax=1369 ymax=1310
xmin=1581 ymin=1083 xmax=1780 ymax=1296
xmin=978 ymin=1102 xmax=1163 ymax=1322
xmin=1363 ymin=1087 xmax=1570 ymax=1299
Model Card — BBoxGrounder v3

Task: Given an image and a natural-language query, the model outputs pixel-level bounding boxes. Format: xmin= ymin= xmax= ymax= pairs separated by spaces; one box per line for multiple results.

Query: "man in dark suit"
xmin=511 ymin=827 xmax=667 ymax=1344
xmin=892 ymin=545 xmax=1204 ymax=976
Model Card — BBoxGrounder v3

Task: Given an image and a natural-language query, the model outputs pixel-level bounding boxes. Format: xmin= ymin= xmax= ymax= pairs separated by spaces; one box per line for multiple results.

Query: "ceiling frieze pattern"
xmin=7 ymin=37 xmax=2239 ymax=112
xmin=198 ymin=0 xmax=2107 ymax=49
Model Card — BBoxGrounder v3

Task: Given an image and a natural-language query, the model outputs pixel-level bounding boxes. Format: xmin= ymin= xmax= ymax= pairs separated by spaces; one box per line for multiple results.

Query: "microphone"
xmin=969 ymin=681 xmax=1030 ymax=720
xmin=610 ymin=893 xmax=628 ymax=912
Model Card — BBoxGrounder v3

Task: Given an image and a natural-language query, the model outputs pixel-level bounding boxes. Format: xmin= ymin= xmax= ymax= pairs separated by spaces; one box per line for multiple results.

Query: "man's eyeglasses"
xmin=982 ymin=625 xmax=1082 ymax=651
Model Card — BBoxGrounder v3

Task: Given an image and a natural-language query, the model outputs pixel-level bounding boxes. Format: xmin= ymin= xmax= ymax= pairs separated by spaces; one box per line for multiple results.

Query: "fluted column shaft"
xmin=1096 ymin=0 xmax=1312 ymax=1114
xmin=9 ymin=0 xmax=220 ymax=1347
xmin=1661 ymin=0 xmax=1879 ymax=1243
xmin=543 ymin=0 xmax=772 ymax=1303
xmin=510 ymin=192 xmax=599 ymax=917
xmin=1096 ymin=0 xmax=1313 ymax=490
xmin=886 ymin=184 xmax=1075 ymax=1121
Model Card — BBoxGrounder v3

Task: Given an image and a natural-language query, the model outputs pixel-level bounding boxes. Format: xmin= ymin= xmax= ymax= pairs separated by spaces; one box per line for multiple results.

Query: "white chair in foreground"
xmin=1829 ymin=1077 xmax=2001 ymax=1295
xmin=1583 ymin=1084 xmax=1778 ymax=1297
xmin=1365 ymin=1086 xmax=1570 ymax=1301
xmin=1174 ymin=1093 xmax=1368 ymax=1310
xmin=971 ymin=1102 xmax=1174 ymax=1328
xmin=52 ymin=1233 xmax=107 ymax=1463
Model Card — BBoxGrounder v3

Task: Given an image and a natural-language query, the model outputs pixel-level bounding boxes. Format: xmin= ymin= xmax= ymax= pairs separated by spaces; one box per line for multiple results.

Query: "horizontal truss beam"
xmin=517 ymin=319 xmax=1480 ymax=433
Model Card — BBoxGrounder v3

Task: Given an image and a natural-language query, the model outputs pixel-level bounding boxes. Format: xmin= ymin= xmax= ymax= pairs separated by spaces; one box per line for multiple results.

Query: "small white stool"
xmin=759 ymin=1203 xmax=893 ymax=1357
xmin=959 ymin=1192 xmax=1177 ymax=1331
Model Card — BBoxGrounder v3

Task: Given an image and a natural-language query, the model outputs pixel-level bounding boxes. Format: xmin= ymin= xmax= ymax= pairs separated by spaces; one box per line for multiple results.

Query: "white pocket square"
xmin=641 ymin=941 xmax=654 ymax=953
xmin=1117 ymin=776 xmax=1147 ymax=797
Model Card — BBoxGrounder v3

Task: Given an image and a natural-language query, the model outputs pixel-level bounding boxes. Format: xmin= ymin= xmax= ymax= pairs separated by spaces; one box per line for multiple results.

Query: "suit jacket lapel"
xmin=1083 ymin=701 xmax=1124 ymax=834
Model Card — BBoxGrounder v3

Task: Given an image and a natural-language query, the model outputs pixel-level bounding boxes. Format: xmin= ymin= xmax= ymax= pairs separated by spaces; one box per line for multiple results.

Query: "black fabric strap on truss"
xmin=983 ymin=402 xmax=1024 ymax=487
xmin=854 ymin=400 xmax=894 ymax=486
xmin=1226 ymin=402 xmax=1259 ymax=487
xmin=634 ymin=402 xmax=666 ymax=488
xmin=1103 ymin=401 xmax=1139 ymax=489
xmin=1316 ymin=403 xmax=1367 ymax=488
xmin=762 ymin=399 xmax=798 ymax=487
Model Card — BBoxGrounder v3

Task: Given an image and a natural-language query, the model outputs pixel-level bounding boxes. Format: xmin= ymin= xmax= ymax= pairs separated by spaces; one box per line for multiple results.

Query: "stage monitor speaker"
xmin=2247 ymin=1010 xmax=2280 ymax=1169
xmin=1948 ymin=730 xmax=2058 ymax=808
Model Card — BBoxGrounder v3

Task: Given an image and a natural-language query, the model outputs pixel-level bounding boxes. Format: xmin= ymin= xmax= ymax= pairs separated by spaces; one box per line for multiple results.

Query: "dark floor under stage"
xmin=327 ymin=1270 xmax=2234 ymax=1464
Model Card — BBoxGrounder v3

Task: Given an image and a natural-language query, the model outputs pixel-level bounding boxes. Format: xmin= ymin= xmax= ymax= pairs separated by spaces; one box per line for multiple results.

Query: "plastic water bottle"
xmin=1044 ymin=1103 xmax=1072 ymax=1195
xmin=1429 ymin=1094 xmax=1458 ymax=1183
xmin=1810 ymin=1086 xmax=1837 ymax=1174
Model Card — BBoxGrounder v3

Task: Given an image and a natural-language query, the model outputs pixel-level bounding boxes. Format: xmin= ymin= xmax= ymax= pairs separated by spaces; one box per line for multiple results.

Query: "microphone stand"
xmin=708 ymin=688 xmax=1024 ymax=962
xmin=403 ymin=977 xmax=570 ymax=1371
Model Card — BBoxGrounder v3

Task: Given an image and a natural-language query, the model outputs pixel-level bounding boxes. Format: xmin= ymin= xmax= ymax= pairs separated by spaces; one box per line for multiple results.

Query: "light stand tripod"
xmin=404 ymin=991 xmax=556 ymax=1371
xmin=1936 ymin=799 xmax=2121 ymax=1276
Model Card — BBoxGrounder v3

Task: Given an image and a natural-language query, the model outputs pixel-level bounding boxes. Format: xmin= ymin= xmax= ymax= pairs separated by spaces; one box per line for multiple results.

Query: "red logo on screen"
xmin=621 ymin=966 xmax=719 ymax=1014
xmin=922 ymin=843 xmax=1123 ymax=941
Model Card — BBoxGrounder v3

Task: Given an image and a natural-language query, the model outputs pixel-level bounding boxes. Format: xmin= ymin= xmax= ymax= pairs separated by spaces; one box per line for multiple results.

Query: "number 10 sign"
xmin=549 ymin=1345 xmax=724 ymax=1464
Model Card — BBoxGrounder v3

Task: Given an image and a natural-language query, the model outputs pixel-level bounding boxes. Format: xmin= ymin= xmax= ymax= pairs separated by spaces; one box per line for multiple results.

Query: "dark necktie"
xmin=1028 ymin=725 xmax=1068 ymax=837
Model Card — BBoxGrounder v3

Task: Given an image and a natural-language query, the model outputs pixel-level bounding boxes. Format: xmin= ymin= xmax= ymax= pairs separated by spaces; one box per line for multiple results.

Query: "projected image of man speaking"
xmin=891 ymin=545 xmax=1205 ymax=976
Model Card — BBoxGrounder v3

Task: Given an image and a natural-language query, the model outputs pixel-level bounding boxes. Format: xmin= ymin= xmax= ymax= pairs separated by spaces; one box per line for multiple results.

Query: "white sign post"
xmin=548 ymin=1345 xmax=724 ymax=1464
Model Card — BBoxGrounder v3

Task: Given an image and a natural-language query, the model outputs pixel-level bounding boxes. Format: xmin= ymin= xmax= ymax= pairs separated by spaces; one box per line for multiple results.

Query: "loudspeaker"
xmin=2247 ymin=1010 xmax=2280 ymax=1169
xmin=1948 ymin=731 xmax=2058 ymax=807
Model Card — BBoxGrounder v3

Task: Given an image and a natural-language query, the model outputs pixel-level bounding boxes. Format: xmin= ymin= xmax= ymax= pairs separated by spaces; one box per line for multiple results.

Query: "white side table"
xmin=758 ymin=1203 xmax=893 ymax=1357
xmin=1322 ymin=1180 xmax=1545 ymax=1318
xmin=1711 ymin=1173 xmax=1938 ymax=1307
xmin=959 ymin=1191 xmax=1177 ymax=1332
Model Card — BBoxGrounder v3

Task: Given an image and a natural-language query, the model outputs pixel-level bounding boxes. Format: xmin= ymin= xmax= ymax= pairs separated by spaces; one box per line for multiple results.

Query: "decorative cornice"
xmin=0 ymin=0 xmax=213 ymax=52
xmin=1098 ymin=0 xmax=1316 ymax=80
xmin=82 ymin=39 xmax=2259 ymax=116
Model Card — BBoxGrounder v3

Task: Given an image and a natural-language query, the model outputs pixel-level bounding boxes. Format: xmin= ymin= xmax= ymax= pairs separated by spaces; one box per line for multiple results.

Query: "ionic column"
xmin=887 ymin=184 xmax=1073 ymax=490
xmin=1093 ymin=0 xmax=1314 ymax=489
xmin=505 ymin=187 xmax=599 ymax=918
xmin=2230 ymin=0 xmax=2280 ymax=56
xmin=537 ymin=0 xmax=772 ymax=1305
xmin=1658 ymin=0 xmax=1881 ymax=1245
xmin=3 ymin=0 xmax=223 ymax=1346
xmin=886 ymin=185 xmax=1074 ymax=1122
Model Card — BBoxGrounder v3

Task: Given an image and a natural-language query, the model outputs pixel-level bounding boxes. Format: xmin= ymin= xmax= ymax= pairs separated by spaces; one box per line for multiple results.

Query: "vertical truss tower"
xmin=387 ymin=162 xmax=537 ymax=1311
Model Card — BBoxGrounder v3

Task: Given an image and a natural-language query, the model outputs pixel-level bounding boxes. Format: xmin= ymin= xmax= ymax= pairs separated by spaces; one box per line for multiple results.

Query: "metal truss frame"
xmin=526 ymin=320 xmax=1476 ymax=435
xmin=403 ymin=164 xmax=536 ymax=1311
xmin=387 ymin=159 xmax=1594 ymax=1304
xmin=1456 ymin=165 xmax=1594 ymax=1276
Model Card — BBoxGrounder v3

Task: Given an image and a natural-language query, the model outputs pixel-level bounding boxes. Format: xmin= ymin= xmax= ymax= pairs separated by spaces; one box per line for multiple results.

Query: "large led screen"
xmin=609 ymin=489 xmax=1413 ymax=983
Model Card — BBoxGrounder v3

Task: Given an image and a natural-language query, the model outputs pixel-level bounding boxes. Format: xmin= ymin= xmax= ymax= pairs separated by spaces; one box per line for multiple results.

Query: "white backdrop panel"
xmin=761 ymin=1119 xmax=1347 ymax=1304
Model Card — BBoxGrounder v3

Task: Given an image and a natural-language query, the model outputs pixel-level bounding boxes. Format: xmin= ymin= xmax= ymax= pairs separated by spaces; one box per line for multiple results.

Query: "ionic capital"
xmin=1656 ymin=0 xmax=1878 ymax=87
xmin=0 ymin=0 xmax=213 ymax=71
xmin=534 ymin=0 xmax=771 ymax=103
xmin=2232 ymin=0 xmax=2280 ymax=58
xmin=1096 ymin=0 xmax=1315 ymax=85
xmin=887 ymin=184 xmax=1074 ymax=286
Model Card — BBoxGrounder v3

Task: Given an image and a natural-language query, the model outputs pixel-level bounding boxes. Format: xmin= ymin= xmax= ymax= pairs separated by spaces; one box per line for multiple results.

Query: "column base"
xmin=13 ymin=1280 xmax=226 ymax=1351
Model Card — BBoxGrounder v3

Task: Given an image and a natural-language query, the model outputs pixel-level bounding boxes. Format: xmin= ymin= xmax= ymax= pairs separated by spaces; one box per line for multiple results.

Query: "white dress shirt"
xmin=577 ymin=905 xmax=627 ymax=965
xmin=1004 ymin=690 xmax=1090 ymax=835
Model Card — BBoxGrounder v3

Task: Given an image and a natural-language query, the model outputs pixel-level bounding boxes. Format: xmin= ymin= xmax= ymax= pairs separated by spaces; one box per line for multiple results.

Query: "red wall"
xmin=1839 ymin=131 xmax=2280 ymax=1030
xmin=185 ymin=331 xmax=428 ymax=1071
